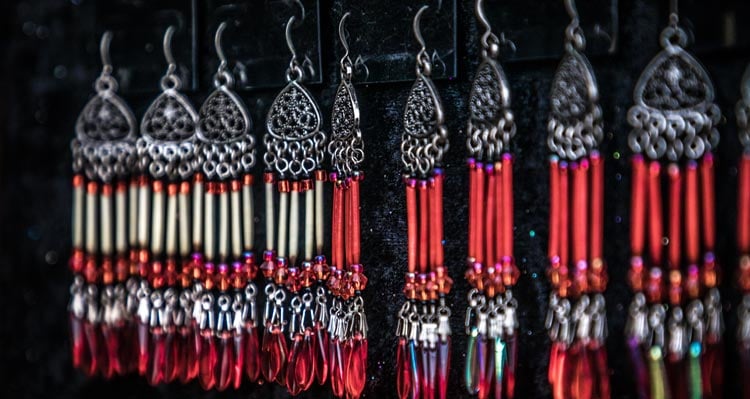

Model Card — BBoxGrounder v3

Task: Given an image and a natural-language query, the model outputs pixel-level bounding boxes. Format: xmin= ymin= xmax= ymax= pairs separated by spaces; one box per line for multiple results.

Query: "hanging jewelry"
xmin=192 ymin=22 xmax=257 ymax=391
xmin=464 ymin=1 xmax=519 ymax=398
xmin=327 ymin=12 xmax=368 ymax=399
xmin=396 ymin=6 xmax=452 ymax=399
xmin=136 ymin=25 xmax=200 ymax=386
xmin=625 ymin=1 xmax=723 ymax=398
xmin=262 ymin=7 xmax=327 ymax=394
xmin=545 ymin=1 xmax=609 ymax=398
xmin=69 ymin=31 xmax=138 ymax=379
xmin=736 ymin=63 xmax=750 ymax=399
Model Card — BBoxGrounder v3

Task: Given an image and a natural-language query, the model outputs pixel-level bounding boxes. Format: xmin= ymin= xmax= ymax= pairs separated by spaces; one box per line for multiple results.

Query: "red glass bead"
xmin=286 ymin=267 xmax=302 ymax=293
xmin=261 ymin=325 xmax=288 ymax=384
xmin=345 ymin=333 xmax=368 ymax=399
xmin=330 ymin=337 xmax=346 ymax=397
xmin=314 ymin=321 xmax=329 ymax=384
xmin=101 ymin=324 xmax=122 ymax=378
xmin=396 ymin=337 xmax=411 ymax=399
xmin=244 ymin=325 xmax=261 ymax=382
xmin=69 ymin=314 xmax=87 ymax=370
xmin=313 ymin=255 xmax=330 ymax=281
xmin=185 ymin=322 xmax=201 ymax=381
xmin=199 ymin=330 xmax=217 ymax=390
xmin=148 ymin=328 xmax=167 ymax=386
xmin=348 ymin=264 xmax=368 ymax=292
xmin=216 ymin=333 xmax=235 ymax=391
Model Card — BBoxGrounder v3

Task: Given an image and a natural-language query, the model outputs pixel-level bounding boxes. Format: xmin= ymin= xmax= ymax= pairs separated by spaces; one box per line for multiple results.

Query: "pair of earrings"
xmin=259 ymin=10 xmax=368 ymax=398
xmin=70 ymin=23 xmax=257 ymax=391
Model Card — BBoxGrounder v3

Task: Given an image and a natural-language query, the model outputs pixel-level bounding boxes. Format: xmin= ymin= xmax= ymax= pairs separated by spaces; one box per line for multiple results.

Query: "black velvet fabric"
xmin=1 ymin=1 xmax=750 ymax=398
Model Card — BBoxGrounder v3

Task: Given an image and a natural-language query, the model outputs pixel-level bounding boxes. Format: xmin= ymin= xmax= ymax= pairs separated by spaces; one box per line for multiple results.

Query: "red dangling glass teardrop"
xmin=199 ymin=330 xmax=217 ymax=390
xmin=590 ymin=342 xmax=610 ymax=399
xmin=83 ymin=320 xmax=103 ymax=376
xmin=148 ymin=329 xmax=167 ymax=386
xmin=396 ymin=336 xmax=412 ymax=399
xmin=120 ymin=321 xmax=137 ymax=374
xmin=504 ymin=334 xmax=518 ymax=399
xmin=301 ymin=329 xmax=316 ymax=391
xmin=70 ymin=314 xmax=88 ymax=371
xmin=552 ymin=344 xmax=568 ymax=399
xmin=102 ymin=324 xmax=121 ymax=378
xmin=137 ymin=320 xmax=150 ymax=376
xmin=666 ymin=357 xmax=688 ymax=399
xmin=477 ymin=337 xmax=491 ymax=399
xmin=331 ymin=337 xmax=346 ymax=398
xmin=232 ymin=331 xmax=245 ymax=389
xmin=244 ymin=325 xmax=261 ymax=382
xmin=166 ymin=328 xmax=182 ymax=383
xmin=569 ymin=341 xmax=592 ymax=399
xmin=437 ymin=336 xmax=450 ymax=399
xmin=702 ymin=341 xmax=723 ymax=399
xmin=314 ymin=321 xmax=329 ymax=384
xmin=421 ymin=344 xmax=437 ymax=399
xmin=215 ymin=333 xmax=235 ymax=391
xmin=344 ymin=333 xmax=368 ymax=399
xmin=182 ymin=323 xmax=201 ymax=382
xmin=261 ymin=325 xmax=287 ymax=384
xmin=408 ymin=339 xmax=421 ymax=399
xmin=286 ymin=331 xmax=314 ymax=395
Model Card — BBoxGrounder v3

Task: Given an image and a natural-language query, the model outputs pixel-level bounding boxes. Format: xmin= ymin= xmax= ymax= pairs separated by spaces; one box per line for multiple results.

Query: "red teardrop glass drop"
xmin=199 ymin=331 xmax=217 ymax=390
xmin=301 ymin=329 xmax=316 ymax=391
xmin=120 ymin=322 xmax=137 ymax=374
xmin=740 ymin=343 xmax=750 ymax=399
xmin=702 ymin=342 xmax=723 ymax=399
xmin=504 ymin=335 xmax=518 ymax=399
xmin=69 ymin=314 xmax=87 ymax=370
xmin=570 ymin=341 xmax=592 ymax=399
xmin=182 ymin=324 xmax=200 ymax=382
xmin=477 ymin=337 xmax=491 ymax=399
xmin=101 ymin=325 xmax=121 ymax=378
xmin=232 ymin=331 xmax=245 ymax=389
xmin=666 ymin=358 xmax=687 ymax=399
xmin=548 ymin=341 xmax=559 ymax=386
xmin=331 ymin=337 xmax=346 ymax=398
xmin=421 ymin=344 xmax=437 ymax=399
xmin=166 ymin=328 xmax=181 ymax=382
xmin=286 ymin=334 xmax=305 ymax=396
xmin=261 ymin=326 xmax=287 ymax=384
xmin=345 ymin=334 xmax=368 ymax=399
xmin=396 ymin=337 xmax=411 ymax=399
xmin=274 ymin=329 xmax=288 ymax=386
xmin=137 ymin=320 xmax=150 ymax=376
xmin=216 ymin=333 xmax=235 ymax=391
xmin=437 ymin=337 xmax=450 ymax=399
xmin=82 ymin=320 xmax=102 ymax=376
xmin=552 ymin=344 xmax=568 ymax=399
xmin=148 ymin=329 xmax=167 ymax=386
xmin=245 ymin=325 xmax=261 ymax=382
xmin=590 ymin=342 xmax=610 ymax=399
xmin=407 ymin=340 xmax=421 ymax=399
xmin=314 ymin=322 xmax=329 ymax=384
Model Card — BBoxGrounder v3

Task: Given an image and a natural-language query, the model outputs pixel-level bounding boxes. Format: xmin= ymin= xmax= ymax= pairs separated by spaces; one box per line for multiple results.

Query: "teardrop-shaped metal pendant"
xmin=266 ymin=80 xmax=322 ymax=142
xmin=141 ymin=87 xmax=199 ymax=143
xmin=404 ymin=75 xmax=444 ymax=140
xmin=198 ymin=85 xmax=252 ymax=144
xmin=467 ymin=59 xmax=515 ymax=160
xmin=75 ymin=79 xmax=136 ymax=143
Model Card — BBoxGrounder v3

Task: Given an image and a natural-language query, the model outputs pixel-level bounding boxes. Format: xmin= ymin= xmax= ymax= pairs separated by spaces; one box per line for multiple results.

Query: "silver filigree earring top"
xmin=197 ymin=22 xmax=255 ymax=180
xmin=138 ymin=26 xmax=199 ymax=180
xmin=627 ymin=4 xmax=720 ymax=161
xmin=264 ymin=13 xmax=325 ymax=179
xmin=402 ymin=5 xmax=449 ymax=177
xmin=736 ymin=64 xmax=750 ymax=149
xmin=73 ymin=31 xmax=137 ymax=182
xmin=467 ymin=0 xmax=515 ymax=162
xmin=329 ymin=12 xmax=364 ymax=177
xmin=547 ymin=0 xmax=603 ymax=161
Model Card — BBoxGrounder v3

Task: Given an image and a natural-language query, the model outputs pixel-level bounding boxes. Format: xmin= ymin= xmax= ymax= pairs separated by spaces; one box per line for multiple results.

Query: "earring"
xmin=69 ymin=30 xmax=138 ymax=379
xmin=545 ymin=1 xmax=609 ymax=398
xmin=327 ymin=12 xmax=368 ymax=399
xmin=396 ymin=6 xmax=452 ymax=399
xmin=463 ymin=1 xmax=519 ymax=398
xmin=192 ymin=22 xmax=257 ymax=391
xmin=136 ymin=25 xmax=200 ymax=386
xmin=261 ymin=6 xmax=328 ymax=394
xmin=625 ymin=1 xmax=723 ymax=398
xmin=737 ymin=63 xmax=750 ymax=398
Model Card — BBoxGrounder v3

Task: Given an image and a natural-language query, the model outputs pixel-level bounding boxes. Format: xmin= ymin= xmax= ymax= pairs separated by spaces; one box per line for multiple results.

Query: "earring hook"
xmin=163 ymin=25 xmax=177 ymax=75
xmin=215 ymin=22 xmax=228 ymax=72
xmin=413 ymin=5 xmax=428 ymax=54
xmin=338 ymin=12 xmax=353 ymax=80
xmin=564 ymin=0 xmax=579 ymax=23
xmin=669 ymin=0 xmax=679 ymax=26
xmin=100 ymin=31 xmax=113 ymax=75
xmin=564 ymin=0 xmax=585 ymax=51
xmin=413 ymin=5 xmax=432 ymax=76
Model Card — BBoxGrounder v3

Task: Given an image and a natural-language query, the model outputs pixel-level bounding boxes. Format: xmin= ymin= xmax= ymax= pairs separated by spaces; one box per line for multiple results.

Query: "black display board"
xmin=1 ymin=0 xmax=750 ymax=398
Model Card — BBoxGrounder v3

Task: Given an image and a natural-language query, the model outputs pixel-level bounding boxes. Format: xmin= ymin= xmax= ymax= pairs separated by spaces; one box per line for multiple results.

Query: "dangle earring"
xmin=193 ymin=22 xmax=257 ymax=391
xmin=395 ymin=6 xmax=452 ymax=399
xmin=625 ymin=1 xmax=723 ymax=398
xmin=69 ymin=31 xmax=138 ymax=379
xmin=737 ymin=63 xmax=750 ymax=399
xmin=136 ymin=26 xmax=200 ymax=386
xmin=262 ymin=7 xmax=328 ymax=394
xmin=327 ymin=12 xmax=368 ymax=399
xmin=544 ymin=1 xmax=609 ymax=398
xmin=463 ymin=1 xmax=519 ymax=398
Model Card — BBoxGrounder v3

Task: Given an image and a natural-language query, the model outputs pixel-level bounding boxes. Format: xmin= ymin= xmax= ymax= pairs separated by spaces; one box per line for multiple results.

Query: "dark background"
xmin=1 ymin=0 xmax=749 ymax=398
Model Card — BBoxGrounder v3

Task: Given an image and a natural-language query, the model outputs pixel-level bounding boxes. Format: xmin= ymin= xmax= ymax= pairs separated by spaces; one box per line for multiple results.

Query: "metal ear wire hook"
xmin=413 ymin=5 xmax=431 ymax=76
xmin=215 ymin=22 xmax=228 ymax=73
xmin=669 ymin=0 xmax=679 ymax=26
xmin=564 ymin=0 xmax=585 ymax=51
xmin=163 ymin=26 xmax=177 ymax=76
xmin=338 ymin=12 xmax=353 ymax=79
xmin=100 ymin=31 xmax=113 ymax=75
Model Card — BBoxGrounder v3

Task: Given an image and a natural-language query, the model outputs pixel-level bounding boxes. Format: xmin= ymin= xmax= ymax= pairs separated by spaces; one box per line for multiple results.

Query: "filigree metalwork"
xmin=627 ymin=26 xmax=720 ymax=161
xmin=264 ymin=80 xmax=325 ymax=178
xmin=736 ymin=64 xmax=750 ymax=149
xmin=402 ymin=75 xmax=448 ymax=176
xmin=467 ymin=58 xmax=515 ymax=161
xmin=547 ymin=48 xmax=603 ymax=161
xmin=329 ymin=80 xmax=363 ymax=176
